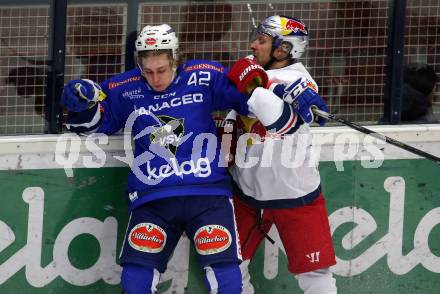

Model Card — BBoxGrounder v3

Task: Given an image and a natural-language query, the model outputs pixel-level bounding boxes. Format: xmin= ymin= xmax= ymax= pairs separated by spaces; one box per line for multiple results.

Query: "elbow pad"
xmin=247 ymin=87 xmax=301 ymax=135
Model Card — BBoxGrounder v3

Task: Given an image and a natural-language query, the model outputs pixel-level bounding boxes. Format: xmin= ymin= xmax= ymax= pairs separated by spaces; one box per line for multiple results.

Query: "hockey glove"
xmin=61 ymin=79 xmax=106 ymax=112
xmin=283 ymin=78 xmax=329 ymax=126
xmin=227 ymin=58 xmax=268 ymax=94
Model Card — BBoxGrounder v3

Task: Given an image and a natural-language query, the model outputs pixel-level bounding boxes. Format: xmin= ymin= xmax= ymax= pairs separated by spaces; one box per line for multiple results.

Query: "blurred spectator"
xmin=401 ymin=63 xmax=438 ymax=123
xmin=2 ymin=66 xmax=46 ymax=115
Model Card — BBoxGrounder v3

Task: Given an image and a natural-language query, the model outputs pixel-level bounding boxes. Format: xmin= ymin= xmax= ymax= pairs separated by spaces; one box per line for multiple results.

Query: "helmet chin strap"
xmin=263 ymin=46 xmax=293 ymax=70
xmin=263 ymin=58 xmax=276 ymax=70
xmin=262 ymin=47 xmax=278 ymax=70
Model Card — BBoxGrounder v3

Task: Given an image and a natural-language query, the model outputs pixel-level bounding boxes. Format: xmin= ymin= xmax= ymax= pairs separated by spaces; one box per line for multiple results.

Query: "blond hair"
xmin=138 ymin=49 xmax=180 ymax=68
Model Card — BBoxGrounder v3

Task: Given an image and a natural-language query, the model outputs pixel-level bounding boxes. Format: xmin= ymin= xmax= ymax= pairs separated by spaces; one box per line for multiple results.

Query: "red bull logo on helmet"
xmin=283 ymin=18 xmax=307 ymax=35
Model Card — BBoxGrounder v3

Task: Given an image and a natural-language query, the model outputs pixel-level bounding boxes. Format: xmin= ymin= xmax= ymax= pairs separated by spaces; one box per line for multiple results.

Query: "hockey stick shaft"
xmin=312 ymin=109 xmax=440 ymax=164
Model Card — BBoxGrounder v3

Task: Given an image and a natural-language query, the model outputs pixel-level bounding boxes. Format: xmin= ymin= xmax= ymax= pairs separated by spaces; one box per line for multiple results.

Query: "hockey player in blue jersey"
xmin=60 ymin=24 xmax=271 ymax=294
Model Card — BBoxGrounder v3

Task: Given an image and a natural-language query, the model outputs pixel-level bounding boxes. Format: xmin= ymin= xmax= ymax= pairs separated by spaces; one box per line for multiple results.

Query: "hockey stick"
xmin=312 ymin=109 xmax=440 ymax=164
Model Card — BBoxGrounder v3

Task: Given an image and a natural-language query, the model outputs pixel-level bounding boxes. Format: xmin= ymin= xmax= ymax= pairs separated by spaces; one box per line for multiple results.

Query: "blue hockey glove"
xmin=283 ymin=78 xmax=329 ymax=126
xmin=60 ymin=79 xmax=106 ymax=112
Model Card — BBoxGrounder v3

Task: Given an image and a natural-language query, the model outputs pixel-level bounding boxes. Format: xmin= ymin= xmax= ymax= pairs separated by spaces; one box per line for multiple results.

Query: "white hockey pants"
xmin=240 ymin=260 xmax=337 ymax=294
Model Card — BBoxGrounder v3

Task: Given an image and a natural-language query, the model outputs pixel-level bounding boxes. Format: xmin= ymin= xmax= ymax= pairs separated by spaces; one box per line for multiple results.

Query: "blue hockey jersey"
xmin=66 ymin=60 xmax=249 ymax=210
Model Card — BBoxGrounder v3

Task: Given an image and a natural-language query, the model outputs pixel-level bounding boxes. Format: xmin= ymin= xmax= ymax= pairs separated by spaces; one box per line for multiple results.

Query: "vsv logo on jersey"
xmin=128 ymin=223 xmax=166 ymax=253
xmin=194 ymin=225 xmax=232 ymax=255
xmin=150 ymin=115 xmax=185 ymax=156
xmin=157 ymin=134 xmax=183 ymax=146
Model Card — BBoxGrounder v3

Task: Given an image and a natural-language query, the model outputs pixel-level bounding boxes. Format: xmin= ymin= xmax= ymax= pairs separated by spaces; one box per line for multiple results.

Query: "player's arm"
xmin=207 ymin=63 xmax=250 ymax=115
xmin=227 ymin=58 xmax=328 ymax=133
xmin=227 ymin=58 xmax=302 ymax=135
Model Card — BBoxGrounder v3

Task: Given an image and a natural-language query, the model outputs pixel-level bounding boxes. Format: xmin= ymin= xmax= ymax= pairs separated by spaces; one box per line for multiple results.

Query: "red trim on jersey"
xmin=277 ymin=112 xmax=297 ymax=134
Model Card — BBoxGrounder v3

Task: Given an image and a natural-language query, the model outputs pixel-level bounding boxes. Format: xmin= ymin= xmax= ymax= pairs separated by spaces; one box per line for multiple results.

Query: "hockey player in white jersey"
xmin=226 ymin=16 xmax=338 ymax=294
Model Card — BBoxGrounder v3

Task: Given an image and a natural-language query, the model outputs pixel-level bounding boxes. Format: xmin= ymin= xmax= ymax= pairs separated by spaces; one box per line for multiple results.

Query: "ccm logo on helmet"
xmin=128 ymin=223 xmax=166 ymax=253
xmin=239 ymin=64 xmax=264 ymax=81
xmin=285 ymin=19 xmax=307 ymax=34
xmin=194 ymin=225 xmax=232 ymax=255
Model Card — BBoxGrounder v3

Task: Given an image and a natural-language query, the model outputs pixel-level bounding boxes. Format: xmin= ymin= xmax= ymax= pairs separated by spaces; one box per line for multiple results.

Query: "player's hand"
xmin=60 ymin=79 xmax=106 ymax=112
xmin=227 ymin=58 xmax=268 ymax=94
xmin=283 ymin=78 xmax=329 ymax=126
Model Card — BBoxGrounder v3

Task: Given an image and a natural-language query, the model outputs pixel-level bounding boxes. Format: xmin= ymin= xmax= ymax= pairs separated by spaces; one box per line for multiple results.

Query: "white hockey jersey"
xmin=229 ymin=62 xmax=322 ymax=208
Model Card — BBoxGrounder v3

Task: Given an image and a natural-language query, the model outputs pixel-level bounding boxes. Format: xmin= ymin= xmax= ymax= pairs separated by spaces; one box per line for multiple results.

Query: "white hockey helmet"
xmin=252 ymin=15 xmax=309 ymax=59
xmin=136 ymin=24 xmax=179 ymax=60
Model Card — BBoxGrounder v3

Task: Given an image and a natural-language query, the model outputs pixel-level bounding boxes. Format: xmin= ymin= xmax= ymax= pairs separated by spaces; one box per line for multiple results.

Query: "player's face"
xmin=250 ymin=33 xmax=273 ymax=67
xmin=139 ymin=53 xmax=175 ymax=92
